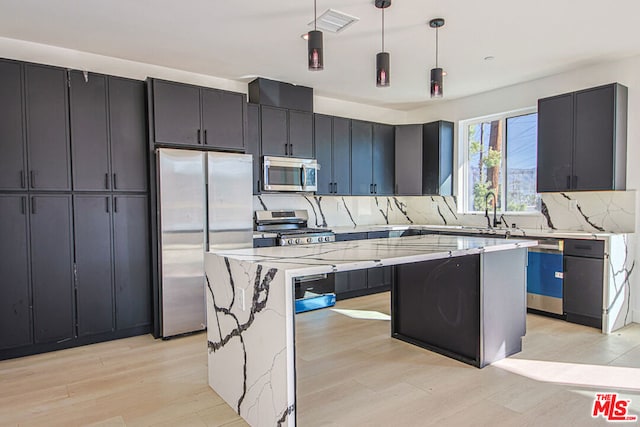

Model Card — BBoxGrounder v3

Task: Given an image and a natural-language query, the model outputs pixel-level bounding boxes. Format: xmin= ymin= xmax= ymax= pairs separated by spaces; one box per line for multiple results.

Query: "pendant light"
xmin=375 ymin=0 xmax=391 ymax=87
xmin=429 ymin=18 xmax=445 ymax=98
xmin=308 ymin=0 xmax=323 ymax=70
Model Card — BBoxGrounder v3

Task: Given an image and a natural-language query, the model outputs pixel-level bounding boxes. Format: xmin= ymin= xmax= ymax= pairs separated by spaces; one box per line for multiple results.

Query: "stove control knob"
xmin=322 ymin=236 xmax=329 ymax=242
xmin=306 ymin=237 xmax=312 ymax=243
xmin=295 ymin=238 xmax=300 ymax=244
xmin=287 ymin=239 xmax=293 ymax=245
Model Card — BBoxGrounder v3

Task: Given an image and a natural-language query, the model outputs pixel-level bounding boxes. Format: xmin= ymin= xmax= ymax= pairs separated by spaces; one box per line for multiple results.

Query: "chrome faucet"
xmin=484 ymin=191 xmax=499 ymax=228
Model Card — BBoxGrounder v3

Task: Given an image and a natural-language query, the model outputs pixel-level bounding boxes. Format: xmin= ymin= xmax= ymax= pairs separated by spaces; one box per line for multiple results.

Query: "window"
xmin=461 ymin=110 xmax=540 ymax=213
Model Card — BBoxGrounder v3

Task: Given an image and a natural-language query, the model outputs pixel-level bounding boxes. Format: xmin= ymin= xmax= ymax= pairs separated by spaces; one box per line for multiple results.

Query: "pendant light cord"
xmin=314 ymin=0 xmax=317 ymax=30
xmin=435 ymin=26 xmax=439 ymax=68
xmin=381 ymin=8 xmax=385 ymax=52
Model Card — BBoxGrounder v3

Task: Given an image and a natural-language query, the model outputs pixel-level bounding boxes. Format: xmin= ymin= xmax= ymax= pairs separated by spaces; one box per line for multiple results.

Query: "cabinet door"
xmin=113 ymin=195 xmax=151 ymax=330
xmin=423 ymin=121 xmax=454 ymax=196
xmin=152 ymin=80 xmax=201 ymax=145
xmin=537 ymin=94 xmax=574 ymax=192
xmin=574 ymin=85 xmax=615 ymax=191
xmin=335 ymin=270 xmax=367 ymax=294
xmin=0 ymin=60 xmax=26 ymax=190
xmin=69 ymin=71 xmax=110 ymax=191
xmin=246 ymin=103 xmax=262 ymax=194
xmin=288 ymin=110 xmax=313 ymax=158
xmin=24 ymin=64 xmax=71 ymax=191
xmin=30 ymin=195 xmax=74 ymax=344
xmin=333 ymin=117 xmax=351 ymax=195
xmin=74 ymin=195 xmax=114 ymax=337
xmin=395 ymin=124 xmax=422 ymax=195
xmin=351 ymin=120 xmax=373 ymax=195
xmin=367 ymin=266 xmax=393 ymax=289
xmin=109 ymin=77 xmax=148 ymax=191
xmin=563 ymin=255 xmax=603 ymax=328
xmin=314 ymin=114 xmax=333 ymax=194
xmin=373 ymin=124 xmax=395 ymax=195
xmin=202 ymin=88 xmax=245 ymax=150
xmin=0 ymin=195 xmax=31 ymax=350
xmin=261 ymin=106 xmax=288 ymax=156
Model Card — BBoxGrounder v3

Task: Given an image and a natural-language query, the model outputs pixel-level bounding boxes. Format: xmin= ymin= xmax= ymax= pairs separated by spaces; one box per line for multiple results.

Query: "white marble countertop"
xmin=216 ymin=234 xmax=537 ymax=277
xmin=254 ymin=224 xmax=622 ymax=241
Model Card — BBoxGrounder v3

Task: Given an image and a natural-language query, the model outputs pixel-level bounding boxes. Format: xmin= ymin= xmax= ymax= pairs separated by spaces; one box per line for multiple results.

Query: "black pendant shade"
xmin=308 ymin=30 xmax=323 ymax=70
xmin=376 ymin=52 xmax=390 ymax=87
xmin=430 ymin=67 xmax=443 ymax=98
xmin=429 ymin=18 xmax=445 ymax=98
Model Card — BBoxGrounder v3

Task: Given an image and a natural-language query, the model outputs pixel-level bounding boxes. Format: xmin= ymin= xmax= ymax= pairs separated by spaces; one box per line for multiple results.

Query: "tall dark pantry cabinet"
xmin=0 ymin=59 xmax=151 ymax=360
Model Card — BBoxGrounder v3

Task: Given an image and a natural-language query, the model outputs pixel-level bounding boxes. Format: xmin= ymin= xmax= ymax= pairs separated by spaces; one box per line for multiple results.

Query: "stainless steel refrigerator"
xmin=157 ymin=148 xmax=253 ymax=338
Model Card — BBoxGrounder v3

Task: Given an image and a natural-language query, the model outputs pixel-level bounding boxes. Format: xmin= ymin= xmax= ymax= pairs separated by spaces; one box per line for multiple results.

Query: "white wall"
xmin=406 ymin=54 xmax=640 ymax=323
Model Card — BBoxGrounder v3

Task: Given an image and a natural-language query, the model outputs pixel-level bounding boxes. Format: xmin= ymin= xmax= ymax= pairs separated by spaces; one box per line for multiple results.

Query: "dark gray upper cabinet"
xmin=201 ymin=88 xmax=245 ymax=150
xmin=109 ymin=77 xmax=148 ymax=192
xmin=351 ymin=120 xmax=395 ymax=195
xmin=74 ymin=195 xmax=114 ymax=337
xmin=537 ymin=94 xmax=575 ymax=192
xmin=70 ymin=72 xmax=110 ymax=191
xmin=259 ymin=105 xmax=313 ymax=158
xmin=372 ymin=123 xmax=395 ymax=195
xmin=351 ymin=120 xmax=374 ymax=195
xmin=150 ymin=78 xmax=245 ymax=150
xmin=288 ymin=110 xmax=313 ymax=158
xmin=0 ymin=60 xmax=26 ymax=191
xmin=24 ymin=64 xmax=71 ymax=191
xmin=71 ymin=73 xmax=147 ymax=192
xmin=314 ymin=114 xmax=333 ymax=195
xmin=537 ymin=83 xmax=627 ymax=192
xmin=261 ymin=105 xmax=289 ymax=156
xmin=245 ymin=103 xmax=262 ymax=194
xmin=423 ymin=121 xmax=453 ymax=195
xmin=332 ymin=117 xmax=351 ymax=195
xmin=394 ymin=124 xmax=423 ymax=195
xmin=395 ymin=121 xmax=453 ymax=196
xmin=29 ymin=195 xmax=74 ymax=344
xmin=314 ymin=114 xmax=351 ymax=195
xmin=152 ymin=79 xmax=201 ymax=146
xmin=113 ymin=195 xmax=151 ymax=330
xmin=0 ymin=195 xmax=31 ymax=350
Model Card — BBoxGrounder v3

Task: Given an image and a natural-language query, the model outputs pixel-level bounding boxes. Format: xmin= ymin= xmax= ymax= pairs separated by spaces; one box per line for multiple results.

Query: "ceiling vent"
xmin=308 ymin=9 xmax=359 ymax=33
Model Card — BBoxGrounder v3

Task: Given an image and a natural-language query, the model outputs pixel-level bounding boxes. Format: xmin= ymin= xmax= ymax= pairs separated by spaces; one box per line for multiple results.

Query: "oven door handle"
xmin=295 ymin=274 xmax=328 ymax=283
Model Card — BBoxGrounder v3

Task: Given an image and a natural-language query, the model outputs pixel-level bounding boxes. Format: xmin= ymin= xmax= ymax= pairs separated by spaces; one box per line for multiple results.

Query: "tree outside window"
xmin=464 ymin=111 xmax=540 ymax=213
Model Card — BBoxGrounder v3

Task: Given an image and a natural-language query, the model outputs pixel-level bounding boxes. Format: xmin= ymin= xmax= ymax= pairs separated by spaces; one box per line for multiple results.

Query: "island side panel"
xmin=604 ymin=234 xmax=636 ymax=333
xmin=480 ymin=248 xmax=527 ymax=368
xmin=205 ymin=254 xmax=295 ymax=426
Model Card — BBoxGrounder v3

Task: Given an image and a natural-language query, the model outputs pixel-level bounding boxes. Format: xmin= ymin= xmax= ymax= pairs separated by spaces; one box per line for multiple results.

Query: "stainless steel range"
xmin=255 ymin=210 xmax=335 ymax=246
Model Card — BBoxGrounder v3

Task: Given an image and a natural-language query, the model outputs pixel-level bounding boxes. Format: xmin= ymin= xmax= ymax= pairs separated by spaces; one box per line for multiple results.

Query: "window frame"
xmin=459 ymin=107 xmax=538 ymax=214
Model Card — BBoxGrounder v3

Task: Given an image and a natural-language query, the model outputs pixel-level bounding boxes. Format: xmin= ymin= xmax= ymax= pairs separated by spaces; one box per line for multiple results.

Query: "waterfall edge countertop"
xmin=204 ymin=234 xmax=537 ymax=427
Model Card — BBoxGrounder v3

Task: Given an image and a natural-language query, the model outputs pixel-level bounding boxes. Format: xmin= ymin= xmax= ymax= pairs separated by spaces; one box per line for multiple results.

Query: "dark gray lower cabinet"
xmin=30 ymin=195 xmax=74 ymax=344
xmin=74 ymin=195 xmax=114 ymax=337
xmin=113 ymin=195 xmax=151 ymax=329
xmin=394 ymin=256 xmax=480 ymax=362
xmin=0 ymin=195 xmax=31 ymax=350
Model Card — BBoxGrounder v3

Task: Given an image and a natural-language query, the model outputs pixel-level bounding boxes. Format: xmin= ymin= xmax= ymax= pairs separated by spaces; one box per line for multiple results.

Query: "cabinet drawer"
xmin=563 ymin=239 xmax=604 ymax=258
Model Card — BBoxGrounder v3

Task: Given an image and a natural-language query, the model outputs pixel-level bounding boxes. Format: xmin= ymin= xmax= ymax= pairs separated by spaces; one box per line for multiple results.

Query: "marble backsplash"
xmin=254 ymin=190 xmax=636 ymax=233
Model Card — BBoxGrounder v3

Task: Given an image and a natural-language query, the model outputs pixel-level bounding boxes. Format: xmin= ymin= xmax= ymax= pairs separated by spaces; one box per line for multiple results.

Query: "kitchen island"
xmin=204 ymin=234 xmax=537 ymax=426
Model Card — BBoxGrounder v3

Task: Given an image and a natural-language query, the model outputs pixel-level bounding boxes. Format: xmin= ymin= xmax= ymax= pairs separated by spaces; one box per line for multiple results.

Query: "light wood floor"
xmin=2 ymin=292 xmax=640 ymax=426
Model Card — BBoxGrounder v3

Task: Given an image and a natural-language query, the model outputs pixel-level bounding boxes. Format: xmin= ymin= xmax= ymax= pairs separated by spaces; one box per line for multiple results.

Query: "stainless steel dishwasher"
xmin=526 ymin=238 xmax=564 ymax=315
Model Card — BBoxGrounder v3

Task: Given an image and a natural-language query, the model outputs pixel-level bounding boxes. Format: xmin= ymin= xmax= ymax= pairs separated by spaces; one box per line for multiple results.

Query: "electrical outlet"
xmin=240 ymin=288 xmax=246 ymax=311
xmin=569 ymin=200 xmax=578 ymax=212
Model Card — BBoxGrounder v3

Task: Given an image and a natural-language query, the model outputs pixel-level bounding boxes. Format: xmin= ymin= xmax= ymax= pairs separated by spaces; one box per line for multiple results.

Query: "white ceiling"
xmin=1 ymin=0 xmax=639 ymax=110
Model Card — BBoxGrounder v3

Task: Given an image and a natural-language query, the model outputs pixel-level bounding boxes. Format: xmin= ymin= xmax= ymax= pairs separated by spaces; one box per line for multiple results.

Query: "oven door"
xmin=294 ymin=273 xmax=336 ymax=313
xmin=263 ymin=156 xmax=318 ymax=192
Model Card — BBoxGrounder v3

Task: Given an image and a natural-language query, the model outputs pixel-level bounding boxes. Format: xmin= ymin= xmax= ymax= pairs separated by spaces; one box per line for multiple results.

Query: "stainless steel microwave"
xmin=262 ymin=156 xmax=318 ymax=192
